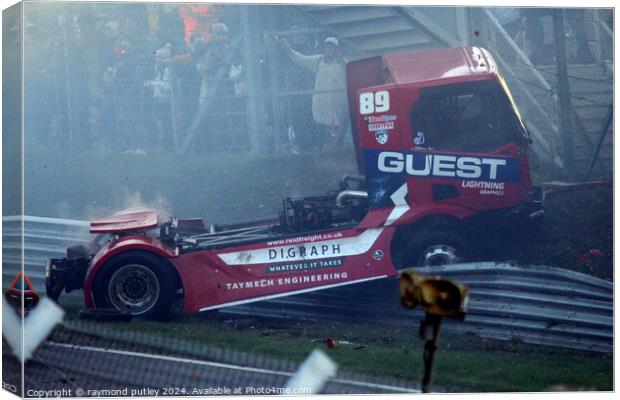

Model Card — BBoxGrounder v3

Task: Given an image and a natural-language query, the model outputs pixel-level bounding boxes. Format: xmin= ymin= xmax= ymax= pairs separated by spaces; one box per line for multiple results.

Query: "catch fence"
xmin=22 ymin=4 xmax=613 ymax=179
xmin=23 ymin=2 xmax=351 ymax=157
xmin=473 ymin=8 xmax=613 ymax=179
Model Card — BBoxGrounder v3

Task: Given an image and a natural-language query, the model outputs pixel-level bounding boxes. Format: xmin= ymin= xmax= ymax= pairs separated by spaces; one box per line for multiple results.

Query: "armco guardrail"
xmin=2 ymin=216 xmax=613 ymax=353
xmin=2 ymin=216 xmax=90 ymax=288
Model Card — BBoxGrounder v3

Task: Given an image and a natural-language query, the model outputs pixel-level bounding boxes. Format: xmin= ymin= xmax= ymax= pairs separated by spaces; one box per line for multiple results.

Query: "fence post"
xmin=265 ymin=8 xmax=283 ymax=153
xmin=553 ymin=10 xmax=575 ymax=181
xmin=61 ymin=9 xmax=74 ymax=148
xmin=455 ymin=7 xmax=471 ymax=46
xmin=240 ymin=5 xmax=267 ymax=155
xmin=169 ymin=65 xmax=180 ymax=152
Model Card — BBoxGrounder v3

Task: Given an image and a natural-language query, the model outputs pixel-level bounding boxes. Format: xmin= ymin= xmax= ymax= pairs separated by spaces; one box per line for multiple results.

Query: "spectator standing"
xmin=280 ymin=36 xmax=350 ymax=149
xmin=114 ymin=34 xmax=145 ymax=150
xmin=144 ymin=43 xmax=173 ymax=151
xmin=171 ymin=33 xmax=207 ymax=124
xmin=515 ymin=9 xmax=554 ymax=65
xmin=157 ymin=4 xmax=185 ymax=56
xmin=194 ymin=23 xmax=234 ymax=149
xmin=196 ymin=23 xmax=232 ymax=108
xmin=516 ymin=10 xmax=545 ymax=64
xmin=566 ymin=9 xmax=594 ymax=64
xmin=228 ymin=52 xmax=245 ymax=96
xmin=279 ymin=25 xmax=320 ymax=153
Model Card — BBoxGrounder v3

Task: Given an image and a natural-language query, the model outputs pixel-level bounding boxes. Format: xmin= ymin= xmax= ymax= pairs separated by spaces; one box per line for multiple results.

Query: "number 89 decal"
xmin=359 ymin=90 xmax=390 ymax=115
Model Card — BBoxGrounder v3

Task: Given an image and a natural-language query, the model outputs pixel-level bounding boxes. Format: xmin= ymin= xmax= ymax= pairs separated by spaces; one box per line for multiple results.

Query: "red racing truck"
xmin=46 ymin=47 xmax=543 ymax=318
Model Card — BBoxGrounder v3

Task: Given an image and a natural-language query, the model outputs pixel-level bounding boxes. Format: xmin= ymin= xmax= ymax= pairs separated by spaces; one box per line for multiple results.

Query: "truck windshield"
xmin=410 ymin=80 xmax=528 ymax=152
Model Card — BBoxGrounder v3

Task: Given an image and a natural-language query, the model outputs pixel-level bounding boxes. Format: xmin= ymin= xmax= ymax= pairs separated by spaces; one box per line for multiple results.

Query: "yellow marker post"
xmin=399 ymin=269 xmax=469 ymax=393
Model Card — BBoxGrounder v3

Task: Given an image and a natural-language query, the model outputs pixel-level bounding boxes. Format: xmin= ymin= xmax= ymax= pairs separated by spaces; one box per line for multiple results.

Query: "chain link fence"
xmin=23 ymin=2 xmax=355 ymax=157
xmin=472 ymin=8 xmax=613 ymax=180
xmin=22 ymin=3 xmax=612 ymax=174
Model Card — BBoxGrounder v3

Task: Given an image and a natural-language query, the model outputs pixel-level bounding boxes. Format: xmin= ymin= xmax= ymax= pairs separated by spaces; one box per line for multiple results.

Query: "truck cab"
xmin=47 ymin=47 xmax=542 ymax=318
xmin=348 ymin=47 xmax=541 ymax=265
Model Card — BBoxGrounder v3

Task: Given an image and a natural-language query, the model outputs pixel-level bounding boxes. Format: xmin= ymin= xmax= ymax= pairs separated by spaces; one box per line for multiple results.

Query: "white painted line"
xmin=199 ymin=275 xmax=389 ymax=312
xmin=46 ymin=341 xmax=291 ymax=376
xmin=331 ymin=377 xmax=420 ymax=393
xmin=44 ymin=342 xmax=419 ymax=393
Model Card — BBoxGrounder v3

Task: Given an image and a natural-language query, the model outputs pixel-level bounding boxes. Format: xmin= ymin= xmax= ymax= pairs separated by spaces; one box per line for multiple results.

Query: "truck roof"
xmin=383 ymin=47 xmax=497 ymax=85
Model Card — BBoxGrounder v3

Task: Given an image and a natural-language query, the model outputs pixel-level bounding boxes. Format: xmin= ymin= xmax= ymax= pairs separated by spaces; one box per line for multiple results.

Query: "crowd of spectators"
xmin=25 ymin=3 xmax=350 ymax=155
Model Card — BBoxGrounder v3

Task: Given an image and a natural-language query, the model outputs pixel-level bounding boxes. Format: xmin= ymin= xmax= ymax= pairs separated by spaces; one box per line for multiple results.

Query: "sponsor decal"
xmin=269 ymin=244 xmax=341 ymax=260
xmin=363 ymin=150 xmax=521 ymax=183
xmin=267 ymin=232 xmax=343 ymax=247
xmin=266 ymin=257 xmax=344 ymax=274
xmin=365 ymin=115 xmax=397 ymax=124
xmin=359 ymin=90 xmax=390 ymax=115
xmin=375 ymin=130 xmax=389 ymax=144
xmin=218 ymin=228 xmax=384 ymax=265
xmin=225 ymin=272 xmax=349 ymax=290
xmin=413 ymin=131 xmax=425 ymax=146
xmin=461 ymin=180 xmax=505 ymax=196
xmin=385 ymin=183 xmax=409 ymax=226
xmin=373 ymin=249 xmax=384 ymax=260
xmin=368 ymin=121 xmax=394 ymax=131
xmin=226 ymin=279 xmax=275 ymax=290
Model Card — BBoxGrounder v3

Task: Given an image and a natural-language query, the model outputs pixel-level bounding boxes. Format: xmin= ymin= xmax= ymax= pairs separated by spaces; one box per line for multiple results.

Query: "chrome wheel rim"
xmin=108 ymin=264 xmax=159 ymax=315
xmin=419 ymin=245 xmax=462 ymax=266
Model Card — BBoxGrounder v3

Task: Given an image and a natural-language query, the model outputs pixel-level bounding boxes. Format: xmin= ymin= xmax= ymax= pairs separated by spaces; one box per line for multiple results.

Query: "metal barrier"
xmin=2 ymin=216 xmax=613 ymax=353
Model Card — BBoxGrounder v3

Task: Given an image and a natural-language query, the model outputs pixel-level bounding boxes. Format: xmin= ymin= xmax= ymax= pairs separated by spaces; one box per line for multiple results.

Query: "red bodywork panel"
xmin=90 ymin=208 xmax=158 ymax=234
xmin=172 ymin=223 xmax=398 ymax=314
xmin=83 ymin=235 xmax=177 ymax=307
xmin=383 ymin=47 xmax=495 ymax=84
xmin=82 ymin=219 xmax=399 ymax=314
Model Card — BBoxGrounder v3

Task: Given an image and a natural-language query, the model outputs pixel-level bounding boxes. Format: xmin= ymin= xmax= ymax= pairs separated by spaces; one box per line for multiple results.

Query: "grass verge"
xmin=60 ymin=300 xmax=612 ymax=393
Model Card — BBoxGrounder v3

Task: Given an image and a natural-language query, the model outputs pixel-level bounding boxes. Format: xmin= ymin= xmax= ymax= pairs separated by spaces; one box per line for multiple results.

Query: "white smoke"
xmin=80 ymin=189 xmax=172 ymax=223
xmin=117 ymin=190 xmax=172 ymax=222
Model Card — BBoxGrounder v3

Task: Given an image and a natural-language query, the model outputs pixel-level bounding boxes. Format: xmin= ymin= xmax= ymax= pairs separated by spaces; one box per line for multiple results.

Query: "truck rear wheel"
xmin=93 ymin=251 xmax=176 ymax=319
xmin=402 ymin=227 xmax=472 ymax=268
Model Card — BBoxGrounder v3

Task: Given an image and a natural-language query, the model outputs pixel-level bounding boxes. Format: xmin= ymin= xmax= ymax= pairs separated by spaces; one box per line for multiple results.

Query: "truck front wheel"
xmin=93 ymin=251 xmax=176 ymax=319
xmin=402 ymin=227 xmax=472 ymax=268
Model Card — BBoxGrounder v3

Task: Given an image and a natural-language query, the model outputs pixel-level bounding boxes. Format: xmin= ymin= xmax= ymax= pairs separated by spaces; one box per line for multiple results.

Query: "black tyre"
xmin=67 ymin=244 xmax=88 ymax=260
xmin=402 ymin=226 xmax=472 ymax=268
xmin=93 ymin=251 xmax=177 ymax=319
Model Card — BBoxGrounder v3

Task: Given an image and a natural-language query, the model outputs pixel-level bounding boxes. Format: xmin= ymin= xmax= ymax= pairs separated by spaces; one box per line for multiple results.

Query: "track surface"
xmin=3 ymin=326 xmax=420 ymax=397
